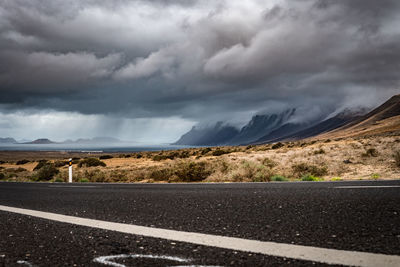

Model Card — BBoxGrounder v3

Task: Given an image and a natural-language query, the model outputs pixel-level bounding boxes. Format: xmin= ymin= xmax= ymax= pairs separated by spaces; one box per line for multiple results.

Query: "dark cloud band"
xmin=0 ymin=0 xmax=399 ymax=124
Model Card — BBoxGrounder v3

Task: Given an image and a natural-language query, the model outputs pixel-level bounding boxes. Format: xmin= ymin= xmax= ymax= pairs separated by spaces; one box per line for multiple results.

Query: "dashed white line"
xmin=1 ymin=204 xmax=400 ymax=267
xmin=334 ymin=185 xmax=400 ymax=189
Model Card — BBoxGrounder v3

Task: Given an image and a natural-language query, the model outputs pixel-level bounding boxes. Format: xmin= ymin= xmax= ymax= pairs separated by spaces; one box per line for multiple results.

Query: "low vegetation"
xmin=212 ymin=149 xmax=230 ymax=156
xmin=271 ymin=142 xmax=284 ymax=149
xmin=99 ymin=155 xmax=113 ymax=160
xmin=16 ymin=159 xmax=30 ymax=165
xmin=301 ymin=175 xmax=324 ymax=181
xmin=33 ymin=160 xmax=48 ymax=170
xmin=270 ymin=175 xmax=288 ymax=181
xmin=362 ymin=148 xmax=378 ymax=157
xmin=1 ymin=135 xmax=400 ymax=183
xmin=291 ymin=163 xmax=328 ymax=178
xmin=174 ymin=161 xmax=211 ymax=182
xmin=78 ymin=158 xmax=106 ymax=167
xmin=393 ymin=151 xmax=400 ymax=167
xmin=34 ymin=163 xmax=59 ymax=181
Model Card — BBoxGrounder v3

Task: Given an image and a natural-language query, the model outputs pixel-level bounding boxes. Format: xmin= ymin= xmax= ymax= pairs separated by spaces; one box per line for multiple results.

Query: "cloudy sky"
xmin=0 ymin=0 xmax=399 ymax=142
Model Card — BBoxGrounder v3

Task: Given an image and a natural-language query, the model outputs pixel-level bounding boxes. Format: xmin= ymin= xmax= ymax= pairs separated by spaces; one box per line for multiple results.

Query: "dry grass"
xmin=1 ymin=135 xmax=400 ymax=183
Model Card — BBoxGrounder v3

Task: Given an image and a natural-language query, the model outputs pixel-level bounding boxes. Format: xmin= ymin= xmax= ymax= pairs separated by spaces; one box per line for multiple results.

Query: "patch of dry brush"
xmin=1 ymin=136 xmax=400 ymax=183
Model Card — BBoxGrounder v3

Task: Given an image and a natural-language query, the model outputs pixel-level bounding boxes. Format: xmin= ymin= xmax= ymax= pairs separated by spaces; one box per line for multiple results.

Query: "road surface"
xmin=0 ymin=180 xmax=399 ymax=266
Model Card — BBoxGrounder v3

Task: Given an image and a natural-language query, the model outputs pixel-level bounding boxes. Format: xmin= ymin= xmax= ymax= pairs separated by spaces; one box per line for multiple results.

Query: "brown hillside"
xmin=316 ymin=94 xmax=400 ymax=139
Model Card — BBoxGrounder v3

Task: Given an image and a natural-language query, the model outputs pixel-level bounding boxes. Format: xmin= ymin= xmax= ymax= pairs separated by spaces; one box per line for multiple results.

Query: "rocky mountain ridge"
xmin=174 ymin=94 xmax=400 ymax=145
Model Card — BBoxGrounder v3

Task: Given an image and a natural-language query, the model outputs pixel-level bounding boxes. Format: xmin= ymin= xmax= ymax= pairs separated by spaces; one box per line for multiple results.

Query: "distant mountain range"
xmin=22 ymin=138 xmax=56 ymax=144
xmin=230 ymin=109 xmax=297 ymax=145
xmin=174 ymin=94 xmax=400 ymax=145
xmin=0 ymin=137 xmax=17 ymax=144
xmin=270 ymin=108 xmax=366 ymax=143
xmin=2 ymin=94 xmax=400 ymax=147
xmin=0 ymin=137 xmax=124 ymax=145
xmin=174 ymin=108 xmax=311 ymax=145
xmin=173 ymin=122 xmax=239 ymax=146
xmin=316 ymin=94 xmax=400 ymax=139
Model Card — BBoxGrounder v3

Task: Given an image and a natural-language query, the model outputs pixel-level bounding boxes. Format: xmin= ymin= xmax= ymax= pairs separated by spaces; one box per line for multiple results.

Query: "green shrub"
xmin=70 ymin=158 xmax=81 ymax=164
xmin=149 ymin=168 xmax=174 ymax=181
xmin=201 ymin=147 xmax=212 ymax=155
xmin=54 ymin=160 xmax=68 ymax=167
xmin=241 ymin=161 xmax=272 ymax=182
xmin=54 ymin=177 xmax=64 ymax=183
xmin=0 ymin=173 xmax=5 ymax=180
xmin=109 ymin=170 xmax=129 ymax=182
xmin=292 ymin=163 xmax=328 ymax=178
xmin=79 ymin=178 xmax=89 ymax=183
xmin=78 ymin=158 xmax=106 ymax=167
xmin=271 ymin=142 xmax=284 ymax=149
xmin=99 ymin=155 xmax=113 ymax=160
xmin=152 ymin=151 xmax=190 ymax=161
xmin=8 ymin=172 xmax=17 ymax=178
xmin=34 ymin=160 xmax=49 ymax=170
xmin=135 ymin=153 xmax=143 ymax=159
xmin=217 ymin=159 xmax=230 ymax=174
xmin=362 ymin=148 xmax=378 ymax=157
xmin=82 ymin=169 xmax=108 ymax=182
xmin=174 ymin=161 xmax=211 ymax=182
xmin=152 ymin=154 xmax=168 ymax=161
xmin=371 ymin=173 xmax=380 ymax=180
xmin=177 ymin=151 xmax=190 ymax=158
xmin=260 ymin=158 xmax=277 ymax=168
xmin=313 ymin=149 xmax=325 ymax=155
xmin=212 ymin=149 xmax=229 ymax=156
xmin=252 ymin=167 xmax=272 ymax=182
xmin=36 ymin=164 xmax=59 ymax=181
xmin=16 ymin=159 xmax=30 ymax=165
xmin=301 ymin=175 xmax=323 ymax=181
xmin=270 ymin=175 xmax=288 ymax=181
xmin=331 ymin=177 xmax=343 ymax=181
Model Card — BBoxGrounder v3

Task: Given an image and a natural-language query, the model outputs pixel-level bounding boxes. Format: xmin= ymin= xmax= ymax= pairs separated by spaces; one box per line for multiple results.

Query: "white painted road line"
xmin=334 ymin=186 xmax=400 ymax=189
xmin=1 ymin=205 xmax=399 ymax=267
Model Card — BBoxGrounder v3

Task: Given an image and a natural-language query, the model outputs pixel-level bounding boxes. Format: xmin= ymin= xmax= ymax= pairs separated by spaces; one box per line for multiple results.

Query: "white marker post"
xmin=68 ymin=158 xmax=73 ymax=183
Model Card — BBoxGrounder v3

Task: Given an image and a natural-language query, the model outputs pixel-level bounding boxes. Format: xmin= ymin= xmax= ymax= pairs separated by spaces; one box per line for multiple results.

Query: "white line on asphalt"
xmin=1 ymin=205 xmax=399 ymax=267
xmin=334 ymin=186 xmax=400 ymax=189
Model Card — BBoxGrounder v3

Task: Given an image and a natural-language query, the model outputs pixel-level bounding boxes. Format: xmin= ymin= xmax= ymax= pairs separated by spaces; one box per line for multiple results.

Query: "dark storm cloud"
xmin=0 ymin=0 xmax=399 ymax=124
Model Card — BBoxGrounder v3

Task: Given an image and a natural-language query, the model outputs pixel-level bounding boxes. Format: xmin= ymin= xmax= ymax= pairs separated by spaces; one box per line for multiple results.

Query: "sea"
xmin=0 ymin=143 xmax=197 ymax=153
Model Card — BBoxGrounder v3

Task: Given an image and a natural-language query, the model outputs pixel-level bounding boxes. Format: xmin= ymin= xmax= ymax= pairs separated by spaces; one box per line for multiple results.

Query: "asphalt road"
xmin=0 ymin=180 xmax=399 ymax=266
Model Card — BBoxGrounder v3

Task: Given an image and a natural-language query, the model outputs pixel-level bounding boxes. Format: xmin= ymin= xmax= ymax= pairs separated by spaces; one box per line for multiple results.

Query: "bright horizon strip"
xmin=1 ymin=205 xmax=400 ymax=266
